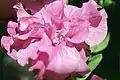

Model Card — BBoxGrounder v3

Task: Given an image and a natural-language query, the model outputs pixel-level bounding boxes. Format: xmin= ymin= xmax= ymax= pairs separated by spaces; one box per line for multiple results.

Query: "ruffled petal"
xmin=64 ymin=5 xmax=79 ymax=18
xmin=1 ymin=36 xmax=13 ymax=51
xmin=45 ymin=0 xmax=66 ymax=24
xmin=29 ymin=60 xmax=44 ymax=71
xmin=81 ymin=0 xmax=102 ymax=27
xmin=1 ymin=36 xmax=17 ymax=60
xmin=14 ymin=23 xmax=43 ymax=40
xmin=16 ymin=42 xmax=39 ymax=66
xmin=38 ymin=33 xmax=53 ymax=59
xmin=67 ymin=21 xmax=89 ymax=43
xmin=85 ymin=9 xmax=108 ymax=47
xmin=7 ymin=21 xmax=18 ymax=36
xmin=47 ymin=44 xmax=89 ymax=75
xmin=89 ymin=0 xmax=102 ymax=8
xmin=13 ymin=3 xmax=30 ymax=19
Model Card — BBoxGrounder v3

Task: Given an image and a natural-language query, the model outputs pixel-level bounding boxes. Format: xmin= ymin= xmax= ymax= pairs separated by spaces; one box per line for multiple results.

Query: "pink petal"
xmin=45 ymin=0 xmax=63 ymax=17
xmin=18 ymin=17 xmax=44 ymax=31
xmin=38 ymin=33 xmax=53 ymax=59
xmin=13 ymin=31 xmax=32 ymax=40
xmin=16 ymin=42 xmax=39 ymax=66
xmin=14 ymin=23 xmax=43 ymax=40
xmin=7 ymin=21 xmax=18 ymax=36
xmin=34 ymin=8 xmax=51 ymax=25
xmin=89 ymin=0 xmax=102 ymax=8
xmin=16 ymin=34 xmax=52 ymax=66
xmin=1 ymin=36 xmax=17 ymax=60
xmin=46 ymin=44 xmax=89 ymax=75
xmin=29 ymin=60 xmax=44 ymax=71
xmin=67 ymin=21 xmax=89 ymax=43
xmin=45 ymin=0 xmax=66 ymax=24
xmin=80 ymin=0 xmax=102 ymax=27
xmin=79 ymin=48 xmax=87 ymax=61
xmin=19 ymin=17 xmax=30 ymax=31
xmin=8 ymin=49 xmax=17 ymax=60
xmin=64 ymin=5 xmax=79 ymax=18
xmin=85 ymin=9 xmax=108 ymax=47
xmin=1 ymin=36 xmax=13 ymax=51
xmin=36 ymin=66 xmax=46 ymax=80
xmin=13 ymin=3 xmax=30 ymax=19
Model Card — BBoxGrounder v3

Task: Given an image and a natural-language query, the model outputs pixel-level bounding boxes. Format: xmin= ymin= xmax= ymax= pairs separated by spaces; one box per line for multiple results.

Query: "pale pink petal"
xmin=7 ymin=49 xmax=17 ymax=60
xmin=47 ymin=44 xmax=89 ymax=75
xmin=29 ymin=60 xmax=44 ymax=71
xmin=14 ymin=23 xmax=43 ymax=40
xmin=38 ymin=33 xmax=53 ymax=59
xmin=1 ymin=36 xmax=13 ymax=51
xmin=34 ymin=8 xmax=51 ymax=24
xmin=30 ymin=26 xmax=44 ymax=38
xmin=7 ymin=21 xmax=18 ymax=36
xmin=67 ymin=21 xmax=89 ymax=43
xmin=79 ymin=48 xmax=87 ymax=61
xmin=1 ymin=36 xmax=17 ymax=60
xmin=13 ymin=30 xmax=32 ymax=40
xmin=13 ymin=3 xmax=30 ymax=19
xmin=18 ymin=17 xmax=44 ymax=31
xmin=36 ymin=66 xmax=45 ymax=80
xmin=16 ymin=0 xmax=63 ymax=15
xmin=89 ymin=0 xmax=102 ymax=8
xmin=16 ymin=34 xmax=52 ymax=66
xmin=45 ymin=0 xmax=63 ymax=17
xmin=85 ymin=9 xmax=108 ymax=47
xmin=80 ymin=0 xmax=102 ymax=27
xmin=45 ymin=0 xmax=66 ymax=24
xmin=16 ymin=42 xmax=40 ymax=66
xmin=19 ymin=17 xmax=29 ymax=31
xmin=64 ymin=5 xmax=79 ymax=19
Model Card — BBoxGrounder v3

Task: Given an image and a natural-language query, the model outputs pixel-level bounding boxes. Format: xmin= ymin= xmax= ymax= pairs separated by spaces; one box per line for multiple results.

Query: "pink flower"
xmin=1 ymin=0 xmax=107 ymax=80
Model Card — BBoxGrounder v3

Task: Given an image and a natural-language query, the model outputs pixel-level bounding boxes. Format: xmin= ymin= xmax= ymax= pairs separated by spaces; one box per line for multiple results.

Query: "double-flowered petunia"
xmin=1 ymin=0 xmax=107 ymax=80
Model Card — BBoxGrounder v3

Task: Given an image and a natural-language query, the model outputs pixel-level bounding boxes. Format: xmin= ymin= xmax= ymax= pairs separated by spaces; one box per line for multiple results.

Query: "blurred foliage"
xmin=1 ymin=52 xmax=35 ymax=80
xmin=98 ymin=0 xmax=115 ymax=8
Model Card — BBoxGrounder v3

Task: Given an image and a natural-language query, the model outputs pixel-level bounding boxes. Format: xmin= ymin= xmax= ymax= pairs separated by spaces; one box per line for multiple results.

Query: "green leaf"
xmin=76 ymin=54 xmax=103 ymax=80
xmin=98 ymin=0 xmax=116 ymax=8
xmin=88 ymin=54 xmax=103 ymax=71
xmin=76 ymin=78 xmax=85 ymax=80
xmin=90 ymin=33 xmax=110 ymax=53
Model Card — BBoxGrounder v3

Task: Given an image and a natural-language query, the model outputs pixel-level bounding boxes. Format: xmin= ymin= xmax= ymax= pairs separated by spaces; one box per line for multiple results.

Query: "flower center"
xmin=52 ymin=34 xmax=64 ymax=46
